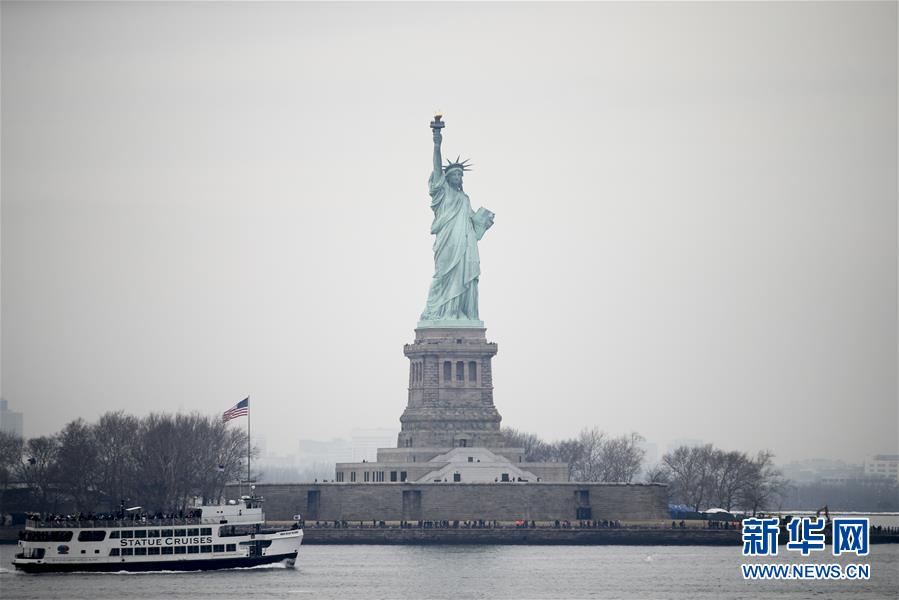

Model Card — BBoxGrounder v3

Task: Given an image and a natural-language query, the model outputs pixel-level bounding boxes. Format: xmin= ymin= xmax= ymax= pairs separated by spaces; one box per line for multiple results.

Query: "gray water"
xmin=1 ymin=544 xmax=897 ymax=599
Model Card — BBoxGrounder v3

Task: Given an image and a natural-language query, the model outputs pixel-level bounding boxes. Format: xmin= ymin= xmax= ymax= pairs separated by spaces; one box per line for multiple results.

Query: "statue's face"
xmin=447 ymin=170 xmax=463 ymax=189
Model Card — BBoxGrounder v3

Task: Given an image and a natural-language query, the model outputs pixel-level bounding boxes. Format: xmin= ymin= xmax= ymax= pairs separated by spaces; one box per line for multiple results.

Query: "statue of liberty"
xmin=419 ymin=114 xmax=494 ymax=327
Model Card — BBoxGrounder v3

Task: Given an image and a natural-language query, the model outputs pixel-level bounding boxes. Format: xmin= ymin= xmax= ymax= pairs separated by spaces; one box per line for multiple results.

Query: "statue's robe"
xmin=420 ymin=171 xmax=481 ymax=321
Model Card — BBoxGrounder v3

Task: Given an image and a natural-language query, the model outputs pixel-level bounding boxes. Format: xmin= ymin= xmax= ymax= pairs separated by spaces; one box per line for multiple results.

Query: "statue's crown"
xmin=444 ymin=156 xmax=473 ymax=174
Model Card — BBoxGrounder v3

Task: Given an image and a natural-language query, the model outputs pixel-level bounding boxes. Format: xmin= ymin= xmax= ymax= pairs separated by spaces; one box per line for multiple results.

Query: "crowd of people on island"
xmin=870 ymin=524 xmax=899 ymax=535
xmin=297 ymin=518 xmax=899 ymax=535
xmin=303 ymin=519 xmax=626 ymax=530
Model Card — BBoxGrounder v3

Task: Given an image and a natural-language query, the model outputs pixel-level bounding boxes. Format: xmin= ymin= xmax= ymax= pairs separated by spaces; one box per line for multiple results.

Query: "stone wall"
xmin=229 ymin=482 xmax=669 ymax=522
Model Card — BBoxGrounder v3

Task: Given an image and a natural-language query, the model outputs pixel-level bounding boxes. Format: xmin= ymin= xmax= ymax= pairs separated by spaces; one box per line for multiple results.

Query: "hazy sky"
xmin=2 ymin=1 xmax=896 ymax=464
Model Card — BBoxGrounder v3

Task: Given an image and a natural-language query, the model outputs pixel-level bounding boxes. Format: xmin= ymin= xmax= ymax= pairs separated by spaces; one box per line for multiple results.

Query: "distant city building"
xmin=257 ymin=452 xmax=296 ymax=469
xmin=638 ymin=441 xmax=658 ymax=467
xmin=819 ymin=476 xmax=855 ymax=486
xmin=0 ymin=399 xmax=23 ymax=437
xmin=667 ymin=438 xmax=703 ymax=453
xmin=297 ymin=437 xmax=353 ymax=468
xmin=780 ymin=458 xmax=863 ymax=484
xmin=253 ymin=434 xmax=268 ymax=456
xmin=864 ymin=454 xmax=899 ymax=483
xmin=351 ymin=428 xmax=398 ymax=462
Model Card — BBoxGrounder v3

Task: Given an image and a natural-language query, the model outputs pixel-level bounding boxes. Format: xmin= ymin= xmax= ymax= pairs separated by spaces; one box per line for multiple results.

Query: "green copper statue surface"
xmin=419 ymin=115 xmax=495 ymax=328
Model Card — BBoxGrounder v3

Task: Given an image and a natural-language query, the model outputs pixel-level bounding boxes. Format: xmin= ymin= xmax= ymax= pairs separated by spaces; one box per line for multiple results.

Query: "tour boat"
xmin=12 ymin=495 xmax=302 ymax=573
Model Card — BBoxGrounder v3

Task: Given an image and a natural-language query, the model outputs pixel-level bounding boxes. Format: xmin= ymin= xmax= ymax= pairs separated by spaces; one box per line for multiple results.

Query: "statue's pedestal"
xmin=333 ymin=322 xmax=571 ymax=484
xmin=399 ymin=326 xmax=502 ymax=449
xmin=417 ymin=318 xmax=484 ymax=329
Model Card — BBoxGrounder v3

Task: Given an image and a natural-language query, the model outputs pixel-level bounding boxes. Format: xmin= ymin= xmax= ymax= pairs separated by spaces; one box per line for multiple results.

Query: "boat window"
xmin=147 ymin=547 xmax=160 ymax=555
xmin=134 ymin=530 xmax=147 ymax=539
xmin=161 ymin=547 xmax=174 ymax=555
xmin=200 ymin=528 xmax=212 ymax=536
xmin=134 ymin=547 xmax=147 ymax=556
xmin=109 ymin=548 xmax=120 ymax=556
xmin=213 ymin=544 xmax=224 ymax=552
xmin=226 ymin=544 xmax=236 ymax=552
xmin=78 ymin=530 xmax=106 ymax=542
xmin=109 ymin=531 xmax=120 ymax=539
xmin=240 ymin=540 xmax=273 ymax=549
xmin=147 ymin=529 xmax=160 ymax=538
xmin=200 ymin=545 xmax=212 ymax=553
xmin=161 ymin=529 xmax=173 ymax=537
xmin=121 ymin=548 xmax=134 ymax=556
xmin=121 ymin=530 xmax=134 ymax=539
xmin=188 ymin=546 xmax=200 ymax=554
xmin=21 ymin=530 xmax=73 ymax=542
xmin=187 ymin=528 xmax=199 ymax=536
xmin=174 ymin=529 xmax=186 ymax=537
xmin=174 ymin=546 xmax=186 ymax=554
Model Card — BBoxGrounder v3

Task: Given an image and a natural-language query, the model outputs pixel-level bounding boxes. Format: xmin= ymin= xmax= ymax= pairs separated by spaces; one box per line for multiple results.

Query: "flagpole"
xmin=247 ymin=396 xmax=251 ymax=486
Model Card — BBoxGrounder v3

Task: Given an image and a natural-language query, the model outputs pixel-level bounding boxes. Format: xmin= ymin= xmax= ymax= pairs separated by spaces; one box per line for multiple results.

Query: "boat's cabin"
xmin=199 ymin=496 xmax=264 ymax=525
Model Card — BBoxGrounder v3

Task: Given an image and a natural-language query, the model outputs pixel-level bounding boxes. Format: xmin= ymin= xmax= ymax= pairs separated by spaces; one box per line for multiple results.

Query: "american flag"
xmin=222 ymin=397 xmax=249 ymax=422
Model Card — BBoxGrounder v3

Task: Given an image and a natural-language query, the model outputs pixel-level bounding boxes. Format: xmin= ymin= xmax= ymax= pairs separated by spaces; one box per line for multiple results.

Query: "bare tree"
xmin=500 ymin=427 xmax=647 ymax=483
xmin=662 ymin=444 xmax=716 ymax=511
xmin=93 ymin=412 xmax=140 ymax=512
xmin=643 ymin=462 xmax=670 ymax=484
xmin=191 ymin=415 xmax=249 ymax=503
xmin=0 ymin=431 xmax=23 ymax=512
xmin=500 ymin=427 xmax=552 ymax=462
xmin=661 ymin=445 xmax=788 ymax=514
xmin=131 ymin=412 xmax=251 ymax=511
xmin=134 ymin=413 xmax=187 ymax=511
xmin=7 ymin=410 xmax=256 ymax=514
xmin=17 ymin=436 xmax=61 ymax=513
xmin=709 ymin=449 xmax=754 ymax=511
xmin=598 ymin=432 xmax=645 ymax=482
xmin=571 ymin=427 xmax=606 ymax=481
xmin=551 ymin=438 xmax=584 ymax=482
xmin=739 ymin=450 xmax=787 ymax=515
xmin=56 ymin=419 xmax=100 ymax=511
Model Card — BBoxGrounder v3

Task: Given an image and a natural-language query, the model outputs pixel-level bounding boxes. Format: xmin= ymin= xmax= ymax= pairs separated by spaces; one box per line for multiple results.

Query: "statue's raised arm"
xmin=432 ymin=126 xmax=443 ymax=178
xmin=431 ymin=113 xmax=444 ymax=179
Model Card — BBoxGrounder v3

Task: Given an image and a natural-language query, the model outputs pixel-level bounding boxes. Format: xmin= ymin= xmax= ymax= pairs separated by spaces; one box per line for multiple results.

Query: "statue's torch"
xmin=430 ymin=111 xmax=445 ymax=133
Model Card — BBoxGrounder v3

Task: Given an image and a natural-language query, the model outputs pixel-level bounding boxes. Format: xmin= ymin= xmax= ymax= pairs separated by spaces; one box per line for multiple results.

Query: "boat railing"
xmin=24 ymin=516 xmax=226 ymax=529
